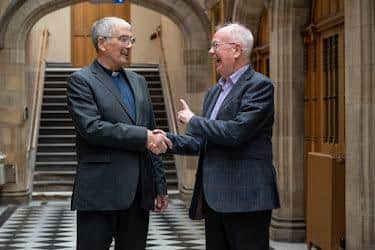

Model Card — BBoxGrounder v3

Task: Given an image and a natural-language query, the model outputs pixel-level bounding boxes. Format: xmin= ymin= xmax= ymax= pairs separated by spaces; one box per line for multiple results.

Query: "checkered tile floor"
xmin=0 ymin=199 xmax=205 ymax=250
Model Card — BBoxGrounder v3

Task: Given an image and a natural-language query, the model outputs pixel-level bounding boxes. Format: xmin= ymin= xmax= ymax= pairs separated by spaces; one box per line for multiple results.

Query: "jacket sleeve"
xmin=66 ymin=73 xmax=148 ymax=151
xmin=186 ymin=80 xmax=274 ymax=147
xmin=166 ymin=133 xmax=202 ymax=155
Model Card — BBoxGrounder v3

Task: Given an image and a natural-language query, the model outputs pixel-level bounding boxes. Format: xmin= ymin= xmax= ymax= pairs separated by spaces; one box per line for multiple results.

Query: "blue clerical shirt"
xmin=96 ymin=60 xmax=136 ymax=121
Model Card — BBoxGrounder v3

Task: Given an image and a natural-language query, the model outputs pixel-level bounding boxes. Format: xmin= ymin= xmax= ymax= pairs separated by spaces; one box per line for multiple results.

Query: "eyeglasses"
xmin=103 ymin=35 xmax=136 ymax=46
xmin=209 ymin=42 xmax=237 ymax=51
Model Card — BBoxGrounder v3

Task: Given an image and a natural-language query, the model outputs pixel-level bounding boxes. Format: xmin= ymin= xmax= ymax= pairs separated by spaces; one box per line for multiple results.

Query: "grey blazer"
xmin=168 ymin=66 xmax=280 ymax=219
xmin=67 ymin=61 xmax=166 ymax=211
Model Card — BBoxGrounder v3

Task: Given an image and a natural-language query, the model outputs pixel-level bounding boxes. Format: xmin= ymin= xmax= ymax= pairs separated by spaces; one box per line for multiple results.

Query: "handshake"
xmin=146 ymin=129 xmax=172 ymax=155
xmin=146 ymin=99 xmax=194 ymax=155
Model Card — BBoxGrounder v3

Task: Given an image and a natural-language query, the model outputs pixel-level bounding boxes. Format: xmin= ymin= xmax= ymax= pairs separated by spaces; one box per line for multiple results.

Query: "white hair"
xmin=91 ymin=17 xmax=131 ymax=51
xmin=216 ymin=23 xmax=254 ymax=57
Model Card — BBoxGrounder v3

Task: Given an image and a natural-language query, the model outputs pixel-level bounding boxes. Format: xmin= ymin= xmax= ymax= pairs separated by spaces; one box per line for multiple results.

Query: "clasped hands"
xmin=146 ymin=99 xmax=195 ymax=155
xmin=146 ymin=129 xmax=172 ymax=155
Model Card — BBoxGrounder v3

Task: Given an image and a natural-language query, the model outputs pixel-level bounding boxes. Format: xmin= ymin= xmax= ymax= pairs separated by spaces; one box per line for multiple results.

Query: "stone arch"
xmin=0 ymin=0 xmax=211 ymax=91
xmin=0 ymin=0 xmax=211 ymax=198
xmin=232 ymin=0 xmax=267 ymax=39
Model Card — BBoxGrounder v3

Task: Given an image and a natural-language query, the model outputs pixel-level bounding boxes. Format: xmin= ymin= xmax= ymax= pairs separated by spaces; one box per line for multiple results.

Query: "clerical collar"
xmin=95 ymin=60 xmax=121 ymax=77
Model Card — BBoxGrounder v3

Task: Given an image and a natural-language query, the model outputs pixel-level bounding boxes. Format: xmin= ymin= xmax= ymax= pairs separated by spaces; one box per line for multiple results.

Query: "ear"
xmin=97 ymin=37 xmax=107 ymax=52
xmin=233 ymin=44 xmax=242 ymax=59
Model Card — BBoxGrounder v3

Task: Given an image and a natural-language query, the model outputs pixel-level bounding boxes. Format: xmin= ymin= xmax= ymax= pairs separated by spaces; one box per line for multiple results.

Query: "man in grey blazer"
xmin=157 ymin=23 xmax=280 ymax=250
xmin=67 ymin=17 xmax=170 ymax=250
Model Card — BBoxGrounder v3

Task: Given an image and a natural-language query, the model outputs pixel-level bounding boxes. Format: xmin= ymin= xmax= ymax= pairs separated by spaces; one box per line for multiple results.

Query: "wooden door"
xmin=71 ymin=1 xmax=130 ymax=67
xmin=251 ymin=8 xmax=269 ymax=77
xmin=304 ymin=0 xmax=345 ymax=249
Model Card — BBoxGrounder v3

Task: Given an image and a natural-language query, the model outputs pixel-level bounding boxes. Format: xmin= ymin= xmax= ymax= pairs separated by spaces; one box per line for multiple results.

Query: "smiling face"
xmin=97 ymin=24 xmax=132 ymax=71
xmin=209 ymin=30 xmax=235 ymax=78
xmin=209 ymin=29 xmax=242 ymax=79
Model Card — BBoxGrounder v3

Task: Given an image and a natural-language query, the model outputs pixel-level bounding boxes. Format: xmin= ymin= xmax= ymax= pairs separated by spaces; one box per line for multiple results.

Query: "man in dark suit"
xmin=157 ymin=23 xmax=280 ymax=250
xmin=66 ymin=17 xmax=170 ymax=250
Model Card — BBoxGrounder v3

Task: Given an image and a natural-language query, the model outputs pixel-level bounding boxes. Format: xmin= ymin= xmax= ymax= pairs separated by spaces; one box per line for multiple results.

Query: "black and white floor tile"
xmin=0 ymin=199 xmax=205 ymax=250
xmin=0 ymin=199 xmax=307 ymax=250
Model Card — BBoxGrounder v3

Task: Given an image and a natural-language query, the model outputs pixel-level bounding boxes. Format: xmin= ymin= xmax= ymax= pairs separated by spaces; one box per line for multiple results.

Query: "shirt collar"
xmin=95 ymin=60 xmax=122 ymax=77
xmin=218 ymin=64 xmax=249 ymax=88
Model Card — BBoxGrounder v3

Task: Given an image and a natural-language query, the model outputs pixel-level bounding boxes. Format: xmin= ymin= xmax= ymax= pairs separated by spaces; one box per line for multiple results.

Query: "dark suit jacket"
xmin=67 ymin=61 xmax=166 ymax=211
xmin=168 ymin=66 xmax=280 ymax=219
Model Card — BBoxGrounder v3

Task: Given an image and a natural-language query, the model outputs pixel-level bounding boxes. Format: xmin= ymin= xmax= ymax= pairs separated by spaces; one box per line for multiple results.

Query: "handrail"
xmin=154 ymin=26 xmax=179 ymax=134
xmin=27 ymin=28 xmax=49 ymax=153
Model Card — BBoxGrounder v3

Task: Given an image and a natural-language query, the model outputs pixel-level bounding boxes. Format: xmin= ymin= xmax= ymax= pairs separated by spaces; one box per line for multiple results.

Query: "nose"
xmin=208 ymin=47 xmax=215 ymax=54
xmin=125 ymin=43 xmax=133 ymax=48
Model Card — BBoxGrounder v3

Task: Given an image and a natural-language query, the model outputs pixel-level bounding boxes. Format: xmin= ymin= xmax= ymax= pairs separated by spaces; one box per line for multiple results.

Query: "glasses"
xmin=103 ymin=35 xmax=136 ymax=46
xmin=209 ymin=42 xmax=237 ymax=51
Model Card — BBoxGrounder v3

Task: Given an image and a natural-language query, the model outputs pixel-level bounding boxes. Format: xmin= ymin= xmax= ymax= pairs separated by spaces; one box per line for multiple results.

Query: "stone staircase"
xmin=32 ymin=63 xmax=178 ymax=199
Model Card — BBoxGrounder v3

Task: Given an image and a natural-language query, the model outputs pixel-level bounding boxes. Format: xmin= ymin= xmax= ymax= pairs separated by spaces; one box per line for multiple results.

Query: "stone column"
xmin=269 ymin=0 xmax=310 ymax=241
xmin=345 ymin=0 xmax=375 ymax=249
xmin=0 ymin=46 xmax=31 ymax=204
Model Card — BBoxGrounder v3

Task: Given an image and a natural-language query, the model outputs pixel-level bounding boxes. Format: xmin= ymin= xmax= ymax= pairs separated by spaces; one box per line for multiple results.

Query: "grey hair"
xmin=216 ymin=23 xmax=254 ymax=57
xmin=91 ymin=17 xmax=131 ymax=51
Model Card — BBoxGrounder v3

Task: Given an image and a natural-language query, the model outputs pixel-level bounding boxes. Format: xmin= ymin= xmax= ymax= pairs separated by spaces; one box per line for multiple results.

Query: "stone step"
xmin=154 ymin=119 xmax=168 ymax=124
xmin=43 ymin=95 xmax=67 ymax=103
xmin=167 ymin=179 xmax=178 ymax=185
xmin=40 ymin=118 xmax=73 ymax=126
xmin=149 ymin=89 xmax=163 ymax=96
xmin=44 ymin=82 xmax=68 ymax=88
xmin=150 ymin=96 xmax=164 ymax=103
xmin=162 ymin=160 xmax=176 ymax=167
xmin=41 ymin=110 xmax=71 ymax=119
xmin=35 ymin=161 xmax=77 ymax=171
xmin=44 ymin=88 xmax=68 ymax=95
xmin=46 ymin=62 xmax=74 ymax=68
xmin=33 ymin=171 xmax=76 ymax=181
xmin=153 ymin=110 xmax=167 ymax=118
xmin=45 ymin=67 xmax=79 ymax=73
xmin=32 ymin=191 xmax=72 ymax=200
xmin=33 ymin=180 xmax=74 ymax=192
xmin=44 ymin=77 xmax=69 ymax=82
xmin=151 ymin=103 xmax=166 ymax=110
xmin=38 ymin=134 xmax=75 ymax=144
xmin=42 ymin=103 xmax=68 ymax=111
xmin=39 ymin=126 xmax=75 ymax=135
xmin=37 ymin=143 xmax=76 ymax=152
xmin=36 ymin=152 xmax=77 ymax=162
xmin=142 ymin=75 xmax=160 ymax=81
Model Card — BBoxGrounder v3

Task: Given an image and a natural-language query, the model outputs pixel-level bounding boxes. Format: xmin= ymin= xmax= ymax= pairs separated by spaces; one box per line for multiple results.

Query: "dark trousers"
xmin=76 ymin=191 xmax=149 ymax=250
xmin=205 ymin=204 xmax=271 ymax=250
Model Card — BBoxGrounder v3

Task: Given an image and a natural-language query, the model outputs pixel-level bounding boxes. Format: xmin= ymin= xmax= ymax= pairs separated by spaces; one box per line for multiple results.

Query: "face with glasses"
xmin=209 ymin=29 xmax=242 ymax=78
xmin=97 ymin=24 xmax=134 ymax=70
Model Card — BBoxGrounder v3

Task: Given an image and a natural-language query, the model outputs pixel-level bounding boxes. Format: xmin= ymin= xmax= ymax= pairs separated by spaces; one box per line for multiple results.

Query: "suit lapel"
xmin=204 ymin=85 xmax=222 ymax=118
xmin=90 ymin=63 xmax=136 ymax=124
xmin=124 ymin=70 xmax=143 ymax=125
xmin=216 ymin=66 xmax=255 ymax=116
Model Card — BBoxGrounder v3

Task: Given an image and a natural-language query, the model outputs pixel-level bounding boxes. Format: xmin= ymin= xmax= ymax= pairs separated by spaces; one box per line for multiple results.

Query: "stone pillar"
xmin=0 ymin=46 xmax=31 ymax=204
xmin=269 ymin=0 xmax=310 ymax=241
xmin=345 ymin=0 xmax=375 ymax=249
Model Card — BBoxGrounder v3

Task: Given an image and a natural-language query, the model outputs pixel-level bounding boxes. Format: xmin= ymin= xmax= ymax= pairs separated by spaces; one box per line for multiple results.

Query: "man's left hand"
xmin=177 ymin=99 xmax=194 ymax=124
xmin=154 ymin=194 xmax=168 ymax=213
